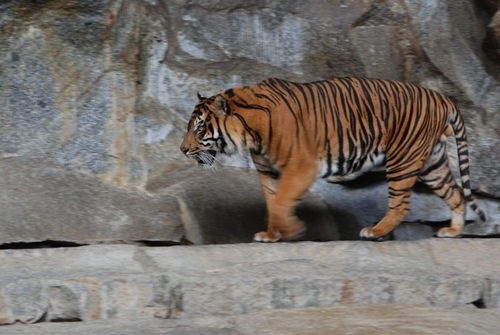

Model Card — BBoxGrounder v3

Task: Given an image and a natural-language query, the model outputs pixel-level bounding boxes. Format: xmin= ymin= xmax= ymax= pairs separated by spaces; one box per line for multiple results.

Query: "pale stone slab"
xmin=2 ymin=305 xmax=500 ymax=335
xmin=0 ymin=240 xmax=499 ymax=325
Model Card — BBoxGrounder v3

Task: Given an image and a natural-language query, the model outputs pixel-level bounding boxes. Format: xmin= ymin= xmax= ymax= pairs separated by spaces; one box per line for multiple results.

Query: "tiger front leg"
xmin=253 ymin=172 xmax=281 ymax=242
xmin=253 ymin=163 xmax=317 ymax=243
xmin=253 ymin=203 xmax=304 ymax=243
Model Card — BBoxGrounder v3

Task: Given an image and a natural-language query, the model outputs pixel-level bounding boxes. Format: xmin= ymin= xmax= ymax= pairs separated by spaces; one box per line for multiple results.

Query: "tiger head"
xmin=180 ymin=92 xmax=236 ymax=167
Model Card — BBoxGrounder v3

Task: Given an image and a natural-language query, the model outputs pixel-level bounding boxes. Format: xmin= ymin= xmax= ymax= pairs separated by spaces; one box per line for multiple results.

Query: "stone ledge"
xmin=2 ymin=305 xmax=500 ymax=335
xmin=0 ymin=239 xmax=499 ymax=325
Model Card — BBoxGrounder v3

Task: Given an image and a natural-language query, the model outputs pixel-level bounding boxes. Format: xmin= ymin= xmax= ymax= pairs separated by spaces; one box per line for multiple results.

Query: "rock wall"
xmin=0 ymin=0 xmax=499 ymax=244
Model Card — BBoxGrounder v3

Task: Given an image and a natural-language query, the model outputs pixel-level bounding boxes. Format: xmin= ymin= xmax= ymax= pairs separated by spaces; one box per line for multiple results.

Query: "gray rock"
xmin=0 ymin=240 xmax=499 ymax=324
xmin=45 ymin=283 xmax=85 ymax=322
xmin=485 ymin=10 xmax=500 ymax=63
xmin=2 ymin=305 xmax=500 ymax=335
xmin=350 ymin=25 xmax=404 ymax=80
xmin=0 ymin=157 xmax=183 ymax=244
xmin=2 ymin=281 xmax=46 ymax=324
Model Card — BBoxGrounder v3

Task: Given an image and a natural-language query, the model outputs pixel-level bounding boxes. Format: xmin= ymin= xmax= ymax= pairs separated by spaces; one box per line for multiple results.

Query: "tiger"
xmin=180 ymin=77 xmax=486 ymax=242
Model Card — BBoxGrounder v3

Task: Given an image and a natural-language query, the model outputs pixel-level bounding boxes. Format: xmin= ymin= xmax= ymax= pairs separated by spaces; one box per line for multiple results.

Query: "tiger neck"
xmin=222 ymin=86 xmax=274 ymax=154
xmin=223 ymin=112 xmax=265 ymax=154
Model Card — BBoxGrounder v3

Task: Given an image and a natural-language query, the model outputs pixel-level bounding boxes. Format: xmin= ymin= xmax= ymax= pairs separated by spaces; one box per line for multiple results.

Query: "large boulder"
xmin=0 ymin=156 xmax=183 ymax=244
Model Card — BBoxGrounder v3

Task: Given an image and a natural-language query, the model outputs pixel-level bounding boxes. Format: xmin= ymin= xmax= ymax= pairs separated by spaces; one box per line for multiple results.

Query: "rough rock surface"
xmin=0 ymin=239 xmax=499 ymax=325
xmin=0 ymin=156 xmax=184 ymax=244
xmin=0 ymin=0 xmax=499 ymax=245
xmin=3 ymin=305 xmax=500 ymax=335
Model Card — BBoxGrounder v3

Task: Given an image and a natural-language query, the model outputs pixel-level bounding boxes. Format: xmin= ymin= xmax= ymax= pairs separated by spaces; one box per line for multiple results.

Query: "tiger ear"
xmin=215 ymin=95 xmax=231 ymax=115
xmin=197 ymin=92 xmax=206 ymax=100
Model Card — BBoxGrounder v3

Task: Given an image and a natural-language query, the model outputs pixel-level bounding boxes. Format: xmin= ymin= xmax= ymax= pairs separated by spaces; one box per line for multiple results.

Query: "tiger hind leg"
xmin=360 ymin=176 xmax=418 ymax=240
xmin=359 ymin=136 xmax=431 ymax=240
xmin=360 ymin=170 xmax=422 ymax=240
xmin=419 ymin=141 xmax=465 ymax=237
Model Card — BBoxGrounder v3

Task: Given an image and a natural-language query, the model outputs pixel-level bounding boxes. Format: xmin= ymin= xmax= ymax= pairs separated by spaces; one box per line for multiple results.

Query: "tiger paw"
xmin=359 ymin=227 xmax=385 ymax=241
xmin=253 ymin=231 xmax=281 ymax=243
xmin=436 ymin=227 xmax=463 ymax=238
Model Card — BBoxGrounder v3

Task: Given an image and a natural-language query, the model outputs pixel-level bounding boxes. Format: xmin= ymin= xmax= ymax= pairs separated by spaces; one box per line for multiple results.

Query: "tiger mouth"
xmin=195 ymin=150 xmax=217 ymax=166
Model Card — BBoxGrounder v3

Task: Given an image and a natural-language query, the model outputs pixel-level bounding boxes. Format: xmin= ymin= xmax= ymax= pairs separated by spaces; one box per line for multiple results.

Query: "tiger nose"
xmin=180 ymin=146 xmax=188 ymax=154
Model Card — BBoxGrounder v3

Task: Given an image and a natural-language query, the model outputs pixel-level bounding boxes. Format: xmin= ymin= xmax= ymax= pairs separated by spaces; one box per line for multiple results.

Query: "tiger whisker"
xmin=193 ymin=150 xmax=219 ymax=171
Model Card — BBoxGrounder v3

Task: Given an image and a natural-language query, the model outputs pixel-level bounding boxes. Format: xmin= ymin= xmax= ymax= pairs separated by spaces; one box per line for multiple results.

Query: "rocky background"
xmin=1 ymin=0 xmax=499 ymax=245
xmin=1 ymin=0 xmax=500 ymax=332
